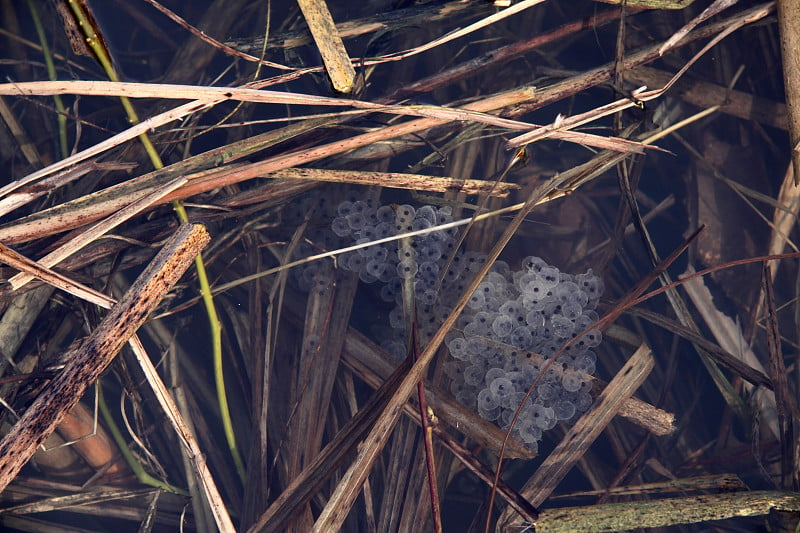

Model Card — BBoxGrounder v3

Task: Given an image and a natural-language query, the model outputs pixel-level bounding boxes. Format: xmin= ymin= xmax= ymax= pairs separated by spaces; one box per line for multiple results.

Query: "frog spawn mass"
xmin=295 ymin=200 xmax=603 ymax=451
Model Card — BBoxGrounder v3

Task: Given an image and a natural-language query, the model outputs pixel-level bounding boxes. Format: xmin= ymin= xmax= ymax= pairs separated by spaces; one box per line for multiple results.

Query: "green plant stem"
xmin=27 ymin=0 xmax=68 ymax=159
xmin=97 ymin=382 xmax=188 ymax=495
xmin=67 ymin=0 xmax=246 ymax=484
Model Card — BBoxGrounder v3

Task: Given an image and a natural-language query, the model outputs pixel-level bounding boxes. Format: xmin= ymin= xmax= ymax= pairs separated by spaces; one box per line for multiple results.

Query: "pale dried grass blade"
xmin=0 ymin=99 xmax=213 ymax=199
xmin=682 ymin=266 xmax=779 ymax=440
xmin=0 ymin=242 xmax=114 ymax=308
xmin=0 ymin=80 xmax=542 ymax=132
xmin=767 ymin=162 xmax=800 ymax=277
xmin=9 ymin=177 xmax=187 ymax=290
xmin=777 ymin=0 xmax=800 ymax=184
xmin=373 ymin=0 xmax=548 ymax=61
xmin=127 ymin=335 xmax=235 ymax=533
xmin=657 ymin=0 xmax=740 ymax=55
xmin=0 ymin=161 xmax=136 ymax=219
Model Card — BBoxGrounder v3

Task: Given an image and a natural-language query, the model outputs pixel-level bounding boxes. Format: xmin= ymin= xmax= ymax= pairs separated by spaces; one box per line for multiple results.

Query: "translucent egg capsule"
xmin=396 ymin=258 xmax=418 ymax=279
xmin=373 ymin=222 xmax=393 ymax=240
xmin=359 ymin=269 xmax=377 ymax=284
xmin=561 ymin=370 xmax=584 ymax=392
xmin=539 ymin=266 xmax=560 ymax=288
xmin=346 ymin=253 xmax=366 ymax=272
xmin=331 ymin=217 xmax=351 ymax=237
xmin=484 ymin=367 xmax=506 ymax=384
xmin=554 ymin=400 xmax=576 ymax=421
xmin=575 ymin=391 xmax=593 ymax=411
xmin=464 ymin=365 xmax=486 ymax=387
xmin=491 ymin=314 xmax=514 ymax=338
xmin=336 ymin=200 xmax=354 ymax=217
xmin=510 ymin=326 xmax=533 ymax=349
xmin=537 ymin=382 xmax=557 ymax=400
xmin=467 ymin=290 xmax=485 ymax=310
xmin=443 ymin=360 xmax=466 ymax=381
xmin=550 ymin=314 xmax=575 ymax=339
xmin=416 ymin=205 xmax=438 ymax=224
xmin=490 ymin=377 xmax=515 ymax=398
xmin=477 ymin=388 xmax=500 ymax=411
xmin=419 ymin=289 xmax=437 ymax=306
xmin=411 ymin=217 xmax=432 ymax=232
xmin=351 ymin=200 xmax=369 ymax=214
xmin=437 ymin=206 xmax=453 ymax=223
xmin=573 ymin=351 xmax=596 ymax=374
xmin=419 ymin=241 xmax=443 ymax=263
xmin=478 ymin=405 xmax=501 ymax=422
xmin=446 ymin=336 xmax=469 ymax=360
xmin=371 ymin=205 xmax=393 ymax=224
xmin=517 ymin=420 xmax=543 ymax=445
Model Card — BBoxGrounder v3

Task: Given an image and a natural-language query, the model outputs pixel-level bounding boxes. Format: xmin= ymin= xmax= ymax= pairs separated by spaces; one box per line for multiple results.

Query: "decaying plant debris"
xmin=0 ymin=1 xmax=798 ymax=532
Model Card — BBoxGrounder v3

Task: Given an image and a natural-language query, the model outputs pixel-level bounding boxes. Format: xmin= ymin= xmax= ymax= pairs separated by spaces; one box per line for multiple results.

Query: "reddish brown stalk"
xmin=410 ymin=318 xmax=443 ymax=532
xmin=761 ymin=264 xmax=798 ymax=490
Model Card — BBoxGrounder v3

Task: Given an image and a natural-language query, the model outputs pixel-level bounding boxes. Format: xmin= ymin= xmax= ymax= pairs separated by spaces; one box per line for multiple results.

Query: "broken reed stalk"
xmin=534 ymin=490 xmax=800 ymax=532
xmin=296 ymin=0 xmax=356 ymax=93
xmin=0 ymin=223 xmax=210 ymax=493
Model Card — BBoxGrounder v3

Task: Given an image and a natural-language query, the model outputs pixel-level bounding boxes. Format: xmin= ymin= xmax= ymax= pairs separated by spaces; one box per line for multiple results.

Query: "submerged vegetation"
xmin=0 ymin=1 xmax=797 ymax=532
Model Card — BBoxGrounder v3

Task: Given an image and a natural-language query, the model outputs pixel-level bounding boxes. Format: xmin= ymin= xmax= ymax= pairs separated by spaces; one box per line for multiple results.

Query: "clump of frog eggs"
xmin=294 ymin=199 xmax=603 ymax=451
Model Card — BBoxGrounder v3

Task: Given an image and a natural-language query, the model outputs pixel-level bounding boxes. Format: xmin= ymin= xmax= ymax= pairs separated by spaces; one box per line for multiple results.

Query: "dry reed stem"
xmin=625 ymin=306 xmax=772 ymax=388
xmin=507 ymin=3 xmax=772 ymax=151
xmin=140 ymin=0 xmax=292 ymax=70
xmin=236 ymin=0 xmax=482 ymax=51
xmin=0 ymin=99 xmax=215 ymax=199
xmin=777 ymin=0 xmax=800 ymax=184
xmin=1 ymin=486 xmax=160 ymax=515
xmin=368 ymin=0 xmax=546 ymax=63
xmin=0 ymin=80 xmax=552 ymax=133
xmin=248 ymin=358 xmax=413 ymax=532
xmin=506 ymin=3 xmax=775 ymax=118
xmin=0 ymin=161 xmax=136 ymax=219
xmin=387 ymin=7 xmax=629 ymax=100
xmin=767 ymin=162 xmax=800 ymax=271
xmin=547 ymin=473 xmax=746 ymax=499
xmin=534 ymin=490 xmax=800 ymax=532
xmin=297 ymin=0 xmax=356 ymax=93
xmin=0 ymin=224 xmax=208 ymax=492
xmin=656 ymin=0 xmax=740 ymax=54
xmin=761 ymin=265 xmax=799 ymax=489
xmin=126 ymin=336 xmax=234 ymax=532
xmin=263 ymin=168 xmax=520 ymax=196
